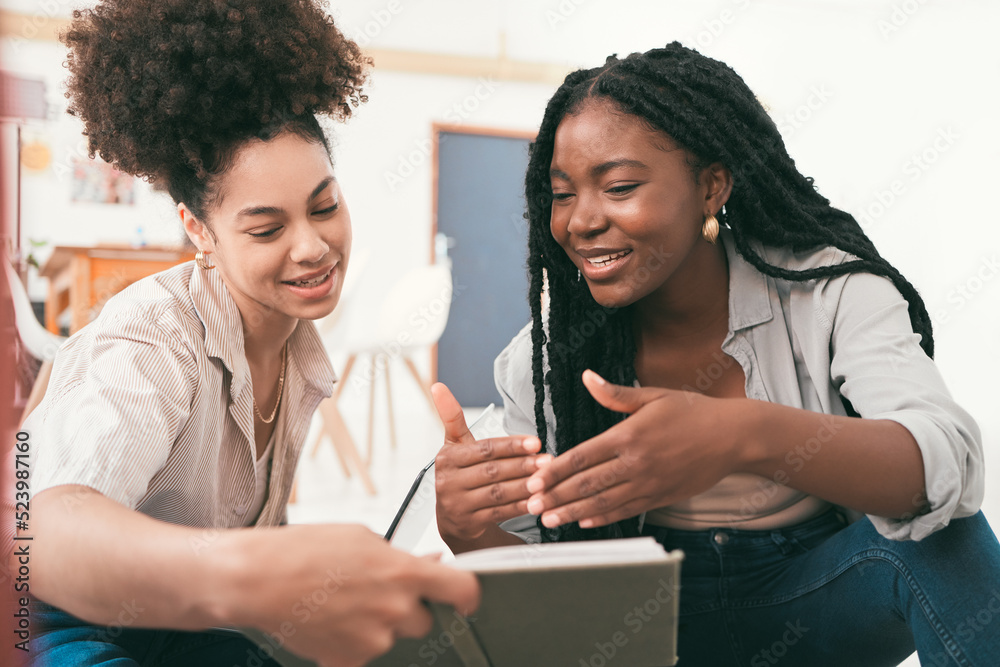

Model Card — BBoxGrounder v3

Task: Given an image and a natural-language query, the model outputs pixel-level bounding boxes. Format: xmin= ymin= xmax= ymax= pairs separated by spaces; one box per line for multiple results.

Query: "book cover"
xmin=370 ymin=539 xmax=682 ymax=667
xmin=246 ymin=539 xmax=682 ymax=667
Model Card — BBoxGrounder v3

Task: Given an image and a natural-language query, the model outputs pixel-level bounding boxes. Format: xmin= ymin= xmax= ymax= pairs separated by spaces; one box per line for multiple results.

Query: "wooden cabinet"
xmin=40 ymin=245 xmax=194 ymax=334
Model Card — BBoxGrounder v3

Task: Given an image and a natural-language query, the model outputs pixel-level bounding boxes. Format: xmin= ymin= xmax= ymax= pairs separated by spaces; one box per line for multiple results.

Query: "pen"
xmin=383 ymin=403 xmax=497 ymax=541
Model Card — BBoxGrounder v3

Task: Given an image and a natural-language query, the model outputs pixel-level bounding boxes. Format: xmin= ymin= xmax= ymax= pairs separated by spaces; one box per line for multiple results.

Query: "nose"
xmin=288 ymin=221 xmax=330 ymax=265
xmin=565 ymin=193 xmax=608 ymax=238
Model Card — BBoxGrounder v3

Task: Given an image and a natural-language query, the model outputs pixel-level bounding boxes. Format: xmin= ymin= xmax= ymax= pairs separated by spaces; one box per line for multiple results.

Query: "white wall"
xmin=3 ymin=0 xmax=998 ymax=520
xmin=1 ymin=35 xmax=184 ymax=298
xmin=335 ymin=0 xmax=1000 ymax=527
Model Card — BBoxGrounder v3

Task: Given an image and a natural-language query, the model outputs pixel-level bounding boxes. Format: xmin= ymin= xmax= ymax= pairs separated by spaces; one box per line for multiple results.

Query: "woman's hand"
xmin=431 ymin=382 xmax=550 ymax=547
xmin=218 ymin=524 xmax=480 ymax=667
xmin=30 ymin=486 xmax=480 ymax=667
xmin=525 ymin=370 xmax=744 ymax=529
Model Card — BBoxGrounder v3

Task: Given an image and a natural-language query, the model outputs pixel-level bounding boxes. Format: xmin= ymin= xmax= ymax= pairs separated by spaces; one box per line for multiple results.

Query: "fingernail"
xmin=579 ymin=519 xmax=594 ymax=528
xmin=527 ymin=497 xmax=544 ymax=514
xmin=542 ymin=513 xmax=561 ymax=528
xmin=535 ymin=454 xmax=552 ymax=467
xmin=524 ymin=437 xmax=541 ymax=452
xmin=585 ymin=369 xmax=606 ymax=385
xmin=526 ymin=477 xmax=544 ymax=494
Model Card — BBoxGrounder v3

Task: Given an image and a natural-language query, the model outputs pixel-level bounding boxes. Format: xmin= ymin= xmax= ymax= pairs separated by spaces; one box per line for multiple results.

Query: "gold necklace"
xmin=254 ymin=342 xmax=286 ymax=424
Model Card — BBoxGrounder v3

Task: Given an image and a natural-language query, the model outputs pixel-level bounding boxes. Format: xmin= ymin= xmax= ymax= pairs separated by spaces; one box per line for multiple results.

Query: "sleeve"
xmin=25 ymin=309 xmax=197 ymax=510
xmin=493 ymin=323 xmax=544 ymax=544
xmin=493 ymin=322 xmax=559 ymax=447
xmin=826 ymin=272 xmax=983 ymax=541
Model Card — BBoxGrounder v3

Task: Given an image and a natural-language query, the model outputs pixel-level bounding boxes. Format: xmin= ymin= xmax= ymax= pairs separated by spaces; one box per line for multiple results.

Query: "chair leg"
xmin=310 ymin=416 xmax=353 ymax=477
xmin=385 ymin=361 xmax=397 ymax=450
xmin=315 ymin=352 xmax=359 ymax=472
xmin=366 ymin=354 xmax=378 ymax=467
xmin=334 ymin=353 xmax=357 ymax=401
xmin=320 ymin=396 xmax=377 ymax=495
xmin=329 ymin=429 xmax=353 ymax=477
xmin=403 ymin=356 xmax=436 ymax=413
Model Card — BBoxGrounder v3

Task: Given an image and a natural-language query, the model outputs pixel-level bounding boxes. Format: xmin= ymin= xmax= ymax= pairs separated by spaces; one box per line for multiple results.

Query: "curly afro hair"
xmin=62 ymin=0 xmax=370 ymax=218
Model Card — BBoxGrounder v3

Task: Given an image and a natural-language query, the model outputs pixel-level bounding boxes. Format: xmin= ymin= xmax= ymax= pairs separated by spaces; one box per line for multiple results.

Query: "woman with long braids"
xmin=432 ymin=43 xmax=1000 ymax=665
xmin=22 ymin=2 xmax=479 ymax=666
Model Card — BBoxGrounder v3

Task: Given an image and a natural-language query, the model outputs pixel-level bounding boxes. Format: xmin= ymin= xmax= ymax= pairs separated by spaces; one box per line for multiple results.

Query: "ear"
xmin=701 ymin=162 xmax=733 ymax=216
xmin=179 ymin=204 xmax=215 ymax=252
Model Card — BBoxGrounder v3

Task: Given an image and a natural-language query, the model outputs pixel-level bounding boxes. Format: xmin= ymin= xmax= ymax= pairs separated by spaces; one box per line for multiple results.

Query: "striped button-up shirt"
xmin=25 ymin=262 xmax=335 ymax=528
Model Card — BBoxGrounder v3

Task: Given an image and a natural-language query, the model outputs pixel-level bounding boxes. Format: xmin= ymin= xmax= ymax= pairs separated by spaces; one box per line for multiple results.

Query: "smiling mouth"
xmin=585 ymin=250 xmax=632 ymax=267
xmin=283 ymin=270 xmax=331 ymax=288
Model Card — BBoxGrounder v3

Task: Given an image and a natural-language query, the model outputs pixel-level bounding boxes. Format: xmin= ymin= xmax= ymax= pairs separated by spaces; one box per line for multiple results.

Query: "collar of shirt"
xmin=187 ymin=264 xmax=336 ymax=403
xmin=720 ymin=226 xmax=774 ymax=333
xmin=188 ymin=264 xmax=336 ymax=527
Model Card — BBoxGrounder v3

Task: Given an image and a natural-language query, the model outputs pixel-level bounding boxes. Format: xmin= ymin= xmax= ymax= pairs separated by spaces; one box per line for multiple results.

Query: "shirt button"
xmin=713 ymin=532 xmax=729 ymax=545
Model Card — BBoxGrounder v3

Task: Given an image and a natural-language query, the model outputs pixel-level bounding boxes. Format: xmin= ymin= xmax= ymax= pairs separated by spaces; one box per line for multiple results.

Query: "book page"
xmin=450 ymin=536 xmax=681 ymax=572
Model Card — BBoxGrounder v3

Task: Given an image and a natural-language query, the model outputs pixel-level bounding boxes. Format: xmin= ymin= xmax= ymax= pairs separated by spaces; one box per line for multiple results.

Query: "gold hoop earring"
xmin=195 ymin=250 xmax=215 ymax=270
xmin=702 ymin=214 xmax=720 ymax=245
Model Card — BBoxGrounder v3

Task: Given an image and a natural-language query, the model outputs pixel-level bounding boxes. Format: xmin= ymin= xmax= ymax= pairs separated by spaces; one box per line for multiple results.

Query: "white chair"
xmin=295 ymin=249 xmax=378 ymax=498
xmin=3 ymin=258 xmax=66 ymax=425
xmin=317 ymin=248 xmax=371 ymax=342
xmin=326 ymin=262 xmax=453 ymax=467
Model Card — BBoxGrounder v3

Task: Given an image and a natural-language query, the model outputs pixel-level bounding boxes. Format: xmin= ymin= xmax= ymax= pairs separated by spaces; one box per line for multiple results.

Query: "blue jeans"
xmin=28 ymin=601 xmax=282 ymax=667
xmin=641 ymin=508 xmax=1000 ymax=666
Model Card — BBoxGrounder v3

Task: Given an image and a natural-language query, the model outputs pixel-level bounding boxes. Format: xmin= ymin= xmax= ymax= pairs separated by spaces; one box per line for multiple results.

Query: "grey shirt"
xmin=495 ymin=228 xmax=983 ymax=542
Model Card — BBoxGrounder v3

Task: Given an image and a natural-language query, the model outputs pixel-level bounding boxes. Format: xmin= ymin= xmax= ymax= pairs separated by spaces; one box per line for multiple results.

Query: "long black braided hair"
xmin=525 ymin=42 xmax=933 ymax=543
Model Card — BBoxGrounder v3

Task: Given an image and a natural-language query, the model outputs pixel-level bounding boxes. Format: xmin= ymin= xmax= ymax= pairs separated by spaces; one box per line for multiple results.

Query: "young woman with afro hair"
xmin=22 ymin=2 xmax=479 ymax=666
xmin=431 ymin=43 xmax=1000 ymax=666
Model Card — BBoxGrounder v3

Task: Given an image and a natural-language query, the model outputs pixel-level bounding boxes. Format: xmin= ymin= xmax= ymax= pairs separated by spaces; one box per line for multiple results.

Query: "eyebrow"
xmin=549 ymin=159 xmax=650 ymax=181
xmin=235 ymin=176 xmax=335 ymax=218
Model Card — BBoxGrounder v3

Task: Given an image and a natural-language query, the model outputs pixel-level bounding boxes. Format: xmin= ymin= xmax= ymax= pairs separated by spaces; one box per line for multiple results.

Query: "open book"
xmin=245 ymin=407 xmax=682 ymax=665
xmin=247 ymin=537 xmax=682 ymax=667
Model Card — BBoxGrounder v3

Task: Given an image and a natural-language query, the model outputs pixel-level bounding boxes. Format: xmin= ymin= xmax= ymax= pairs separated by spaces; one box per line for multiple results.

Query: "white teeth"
xmin=288 ymin=272 xmax=328 ymax=287
xmin=587 ymin=250 xmax=631 ymax=267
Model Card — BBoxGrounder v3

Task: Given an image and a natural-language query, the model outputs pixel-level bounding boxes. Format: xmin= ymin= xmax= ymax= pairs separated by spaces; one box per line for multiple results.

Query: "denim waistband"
xmin=641 ymin=507 xmax=849 ymax=562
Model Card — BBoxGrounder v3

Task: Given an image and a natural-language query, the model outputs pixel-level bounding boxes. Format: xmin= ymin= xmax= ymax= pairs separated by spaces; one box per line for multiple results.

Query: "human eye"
xmin=606 ymin=183 xmax=639 ymax=195
xmin=248 ymin=226 xmax=282 ymax=239
xmin=551 ymin=188 xmax=575 ymax=202
xmin=313 ymin=201 xmax=340 ymax=216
